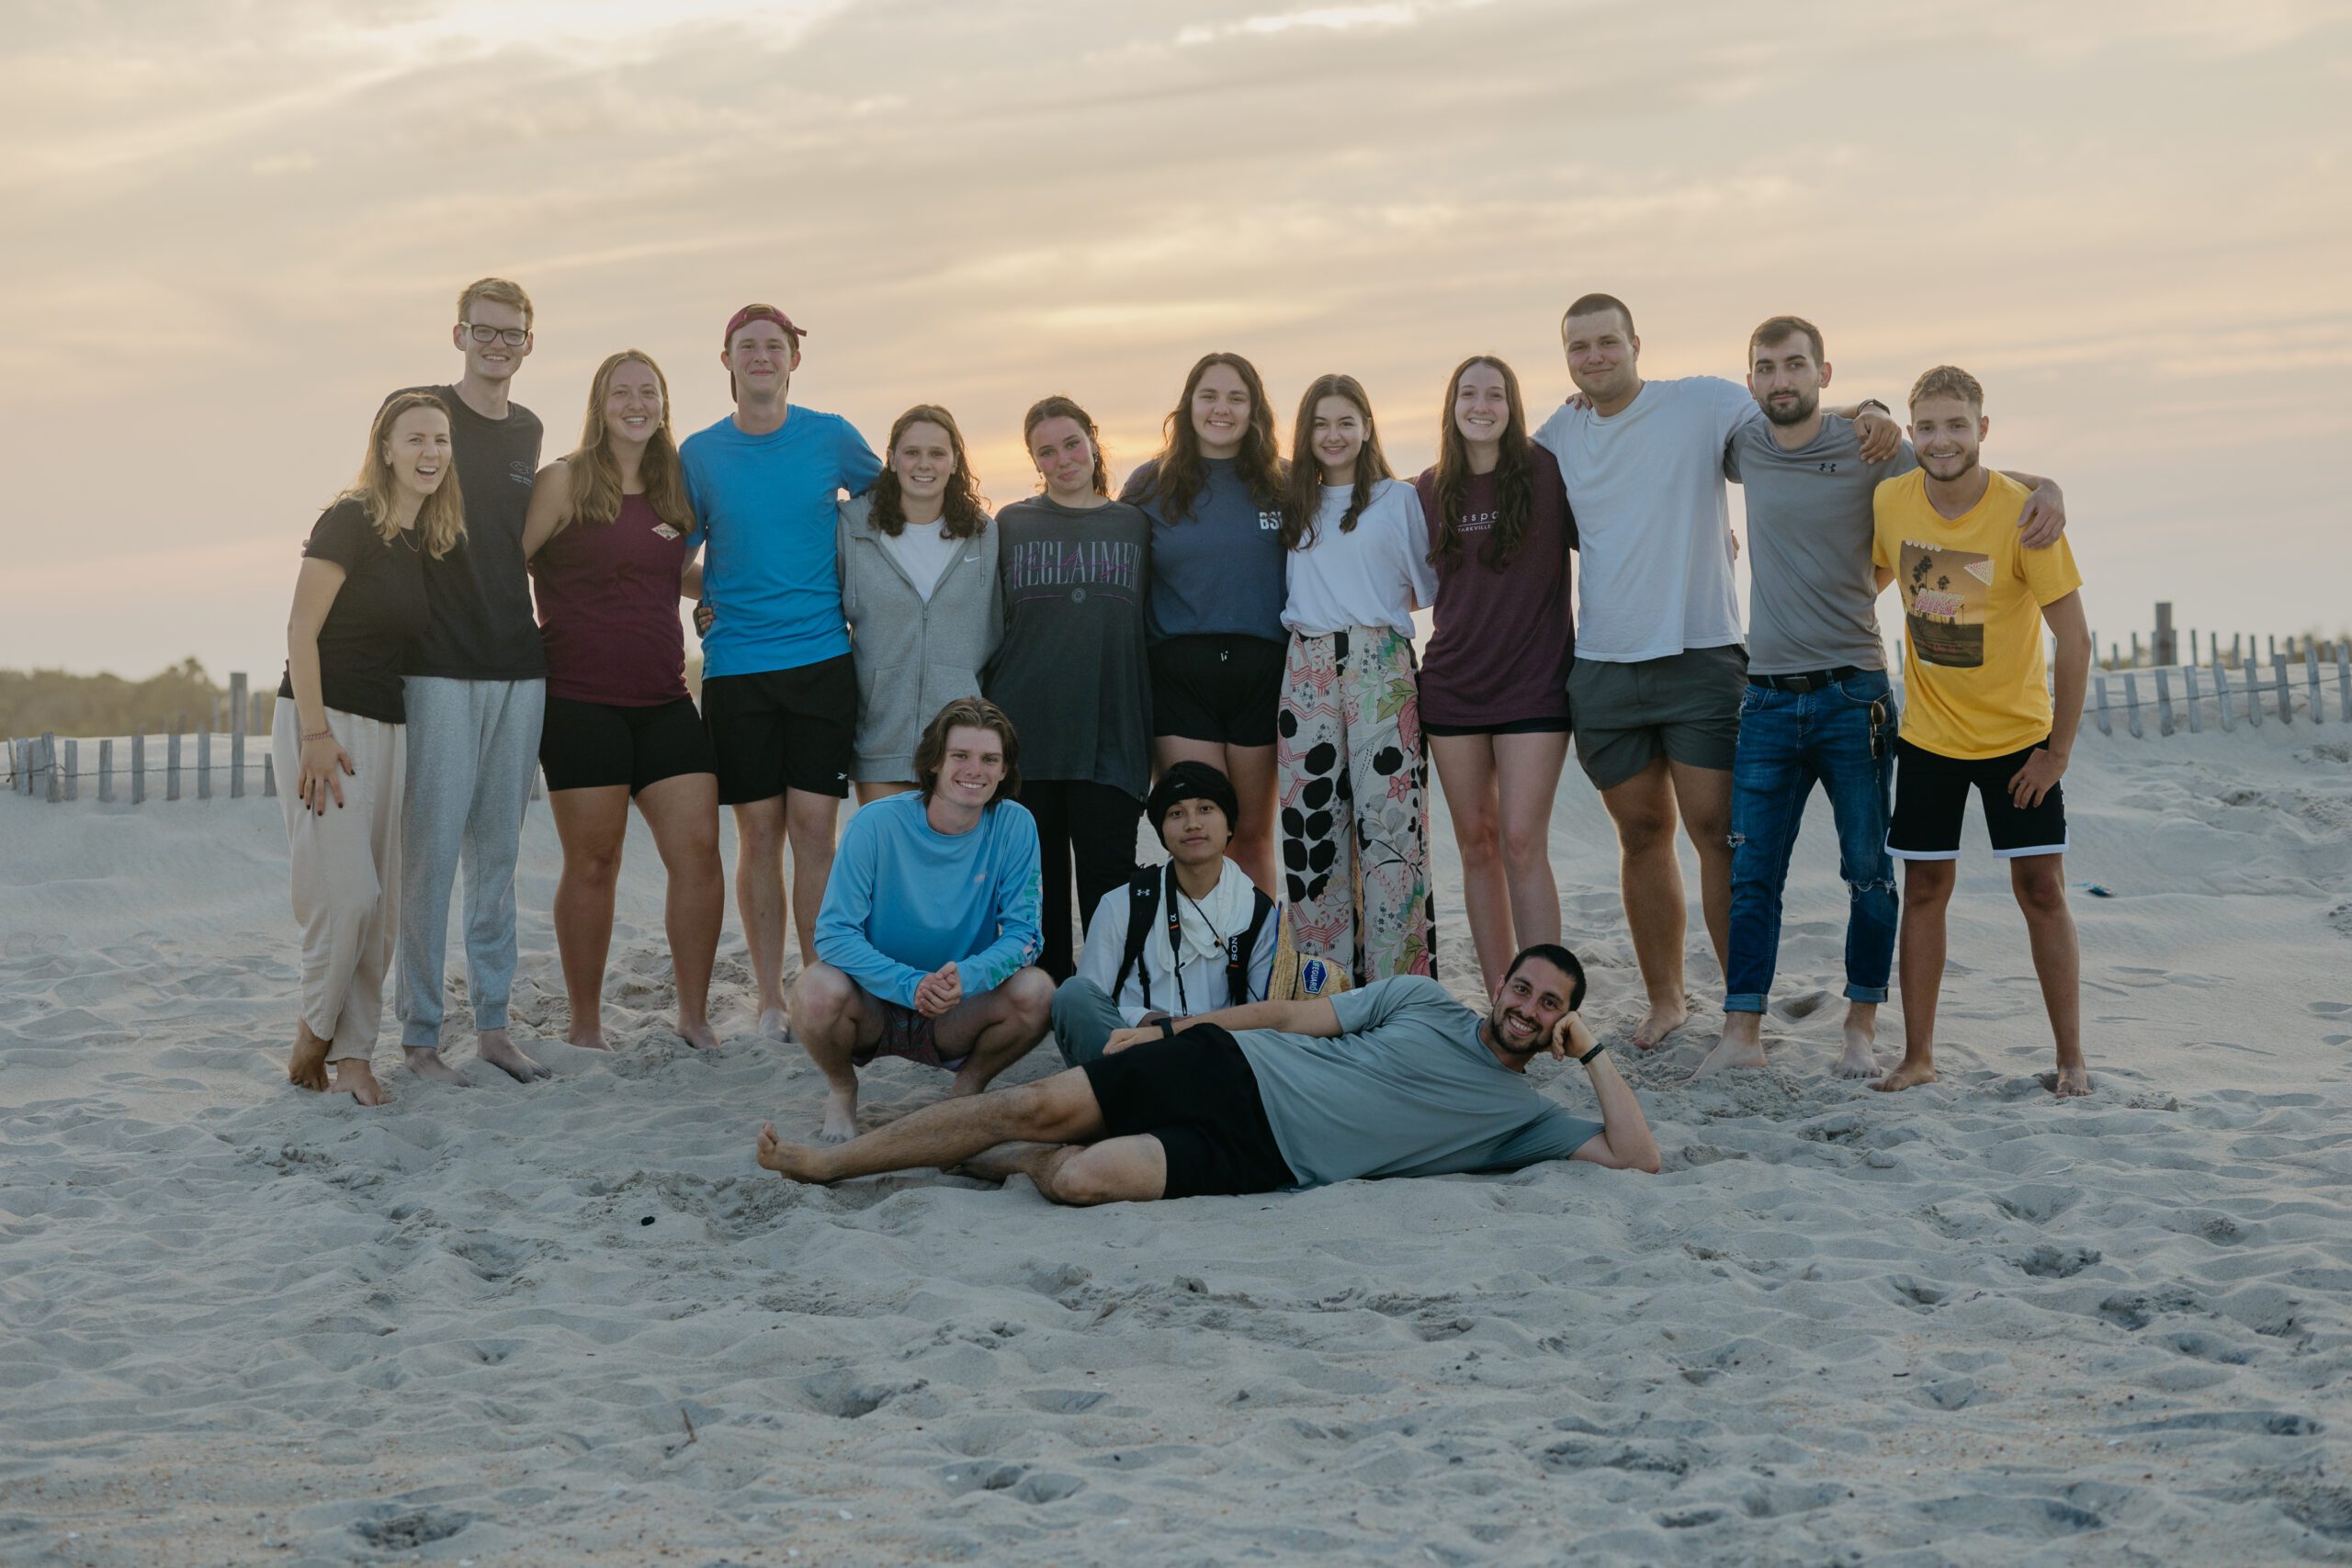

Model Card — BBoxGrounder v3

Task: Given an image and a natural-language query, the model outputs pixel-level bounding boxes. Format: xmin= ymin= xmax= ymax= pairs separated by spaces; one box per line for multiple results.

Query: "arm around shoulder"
xmin=520 ymin=457 xmax=574 ymax=560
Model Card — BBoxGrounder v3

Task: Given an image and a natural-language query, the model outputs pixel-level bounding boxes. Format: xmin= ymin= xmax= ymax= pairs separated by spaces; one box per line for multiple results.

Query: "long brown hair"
xmin=560 ymin=351 xmax=695 ymax=536
xmin=1022 ymin=395 xmax=1110 ymax=498
xmin=869 ymin=404 xmax=989 ymax=539
xmin=1136 ymin=352 xmax=1284 ymax=521
xmin=345 ymin=391 xmax=466 ymax=558
xmin=1281 ymin=374 xmax=1392 ymax=550
xmin=912 ymin=696 xmax=1023 ymax=806
xmin=1429 ymin=355 xmax=1535 ymax=573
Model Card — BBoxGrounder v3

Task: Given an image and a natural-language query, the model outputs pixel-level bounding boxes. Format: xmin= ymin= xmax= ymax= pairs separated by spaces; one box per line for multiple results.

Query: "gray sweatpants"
xmin=1048 ymin=976 xmax=1128 ymax=1068
xmin=396 ymin=676 xmax=545 ymax=1050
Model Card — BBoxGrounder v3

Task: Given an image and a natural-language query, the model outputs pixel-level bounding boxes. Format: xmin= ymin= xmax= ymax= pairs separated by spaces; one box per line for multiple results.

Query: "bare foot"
xmin=1688 ymin=1014 xmax=1766 ymax=1081
xmin=757 ymin=1007 xmax=792 ymax=1043
xmin=1835 ymin=1002 xmax=1883 ymax=1077
xmin=330 ymin=1059 xmax=390 ymax=1107
xmin=565 ymin=1022 xmax=611 ymax=1052
xmin=676 ymin=1015 xmax=720 ymax=1051
xmin=1873 ymin=1060 xmax=1939 ymax=1093
xmin=1633 ymin=998 xmax=1689 ymax=1051
xmin=288 ymin=1020 xmax=330 ymax=1092
xmin=818 ymin=1086 xmax=859 ymax=1144
xmin=476 ymin=1027 xmax=551 ymax=1083
xmin=402 ymin=1047 xmax=471 ymax=1086
xmin=756 ymin=1122 xmax=834 ymax=1182
xmin=1833 ymin=1039 xmax=1886 ymax=1078
xmin=2052 ymin=1062 xmax=2092 ymax=1098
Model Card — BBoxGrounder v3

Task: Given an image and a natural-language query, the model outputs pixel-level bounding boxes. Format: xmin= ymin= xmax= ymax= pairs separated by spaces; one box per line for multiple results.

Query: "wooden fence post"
xmin=2093 ymin=673 xmax=2113 ymax=737
xmin=98 ymin=739 xmax=114 ymax=803
xmin=2213 ymin=660 xmax=2234 ymax=731
xmin=2338 ymin=644 xmax=2352 ymax=724
xmin=264 ymin=752 xmax=277 ymax=798
xmin=2273 ymin=655 xmax=2292 ymax=724
xmin=167 ymin=729 xmax=183 ymax=800
xmin=198 ymin=723 xmax=212 ymax=799
xmin=132 ymin=728 xmax=146 ymax=806
xmin=2307 ymin=644 xmax=2324 ymax=724
xmin=64 ymin=740 xmax=79 ymax=801
xmin=2183 ymin=664 xmax=2202 ymax=733
xmin=2154 ymin=669 xmax=2176 ymax=737
xmin=2123 ymin=673 xmax=2143 ymax=739
xmin=230 ymin=672 xmax=248 ymax=798
xmin=9 ymin=739 xmax=23 ymax=795
xmin=42 ymin=733 xmax=61 ymax=802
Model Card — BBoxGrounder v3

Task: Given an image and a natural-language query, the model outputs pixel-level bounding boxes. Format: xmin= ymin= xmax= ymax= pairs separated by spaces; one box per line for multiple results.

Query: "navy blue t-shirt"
xmin=1122 ymin=457 xmax=1287 ymax=645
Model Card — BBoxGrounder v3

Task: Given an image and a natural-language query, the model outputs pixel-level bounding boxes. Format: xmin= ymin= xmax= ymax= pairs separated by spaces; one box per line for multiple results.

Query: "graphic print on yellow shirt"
xmin=1871 ymin=469 xmax=2083 ymax=761
xmin=1899 ymin=541 xmax=1995 ymax=669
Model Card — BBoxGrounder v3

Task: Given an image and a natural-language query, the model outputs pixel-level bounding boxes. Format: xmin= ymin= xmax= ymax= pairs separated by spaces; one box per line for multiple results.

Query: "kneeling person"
xmin=1051 ymin=761 xmax=1278 ymax=1067
xmin=793 ymin=698 xmax=1055 ymax=1141
xmin=757 ymin=944 xmax=1660 ymax=1201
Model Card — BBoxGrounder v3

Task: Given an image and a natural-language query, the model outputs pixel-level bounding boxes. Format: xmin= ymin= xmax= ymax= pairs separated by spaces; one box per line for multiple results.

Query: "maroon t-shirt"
xmin=530 ymin=492 xmax=693 ymax=706
xmin=1413 ymin=446 xmax=1577 ymax=728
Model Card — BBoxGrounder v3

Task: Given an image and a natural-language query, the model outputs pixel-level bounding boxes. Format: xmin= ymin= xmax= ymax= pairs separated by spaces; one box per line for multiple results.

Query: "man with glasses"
xmin=390 ymin=276 xmax=551 ymax=1086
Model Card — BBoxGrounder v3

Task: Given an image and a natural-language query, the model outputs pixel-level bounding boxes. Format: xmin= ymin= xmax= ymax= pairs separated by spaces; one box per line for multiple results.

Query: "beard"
xmin=1763 ymin=389 xmax=1819 ymax=426
xmin=1921 ymin=448 xmax=1981 ymax=482
xmin=1486 ymin=1011 xmax=1548 ymax=1060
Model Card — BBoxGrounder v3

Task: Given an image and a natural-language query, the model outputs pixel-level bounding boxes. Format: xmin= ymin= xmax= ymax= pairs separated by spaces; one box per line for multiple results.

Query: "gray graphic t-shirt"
xmin=1727 ymin=413 xmax=1918 ymax=675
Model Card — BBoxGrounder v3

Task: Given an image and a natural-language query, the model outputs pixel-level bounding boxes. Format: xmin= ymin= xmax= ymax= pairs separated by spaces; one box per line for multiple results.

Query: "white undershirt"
xmin=880 ymin=518 xmax=961 ymax=603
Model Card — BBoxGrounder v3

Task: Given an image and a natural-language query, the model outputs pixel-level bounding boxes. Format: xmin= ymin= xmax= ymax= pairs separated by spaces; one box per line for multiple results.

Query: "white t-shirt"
xmin=1281 ymin=478 xmax=1439 ymax=637
xmin=1532 ymin=376 xmax=1762 ymax=663
xmin=878 ymin=519 xmax=962 ymax=603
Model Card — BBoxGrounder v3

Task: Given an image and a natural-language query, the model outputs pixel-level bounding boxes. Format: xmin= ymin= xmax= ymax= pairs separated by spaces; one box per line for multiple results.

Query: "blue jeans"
xmin=1724 ymin=671 xmax=1897 ymax=1014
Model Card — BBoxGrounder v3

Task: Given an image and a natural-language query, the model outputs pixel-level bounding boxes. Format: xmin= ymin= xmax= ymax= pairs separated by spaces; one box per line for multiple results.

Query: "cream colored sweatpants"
xmin=275 ymin=697 xmax=406 ymax=1063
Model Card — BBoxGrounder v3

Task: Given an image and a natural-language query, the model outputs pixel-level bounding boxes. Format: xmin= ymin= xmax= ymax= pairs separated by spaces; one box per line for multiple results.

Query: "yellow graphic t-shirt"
xmin=1871 ymin=469 xmax=2083 ymax=760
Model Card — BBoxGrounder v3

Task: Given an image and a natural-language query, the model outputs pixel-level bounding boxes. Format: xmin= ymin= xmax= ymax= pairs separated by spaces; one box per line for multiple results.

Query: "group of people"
xmin=274 ymin=276 xmax=2093 ymax=1205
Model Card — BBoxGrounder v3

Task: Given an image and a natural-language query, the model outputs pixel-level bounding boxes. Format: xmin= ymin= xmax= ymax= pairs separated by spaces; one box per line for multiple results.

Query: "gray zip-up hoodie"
xmin=838 ymin=495 xmax=1002 ymax=783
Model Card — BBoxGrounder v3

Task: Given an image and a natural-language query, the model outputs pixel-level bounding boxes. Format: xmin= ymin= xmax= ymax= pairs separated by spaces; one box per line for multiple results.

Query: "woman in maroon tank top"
xmin=523 ymin=350 xmax=724 ymax=1052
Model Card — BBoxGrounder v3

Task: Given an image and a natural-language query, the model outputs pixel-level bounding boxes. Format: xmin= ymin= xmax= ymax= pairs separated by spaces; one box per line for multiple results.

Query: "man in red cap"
xmin=682 ymin=304 xmax=881 ymax=1040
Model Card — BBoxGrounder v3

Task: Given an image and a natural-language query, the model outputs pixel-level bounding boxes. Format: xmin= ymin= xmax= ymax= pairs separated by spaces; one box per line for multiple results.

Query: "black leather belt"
xmin=1748 ymin=665 xmax=1862 ymax=693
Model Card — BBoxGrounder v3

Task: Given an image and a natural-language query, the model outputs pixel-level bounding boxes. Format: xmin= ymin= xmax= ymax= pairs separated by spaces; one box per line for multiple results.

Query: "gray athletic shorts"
xmin=1566 ymin=644 xmax=1747 ymax=791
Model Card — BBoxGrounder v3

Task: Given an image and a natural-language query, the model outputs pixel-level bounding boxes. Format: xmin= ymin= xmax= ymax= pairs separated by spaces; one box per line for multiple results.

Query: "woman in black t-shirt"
xmin=982 ymin=396 xmax=1152 ymax=981
xmin=274 ymin=391 xmax=465 ymax=1106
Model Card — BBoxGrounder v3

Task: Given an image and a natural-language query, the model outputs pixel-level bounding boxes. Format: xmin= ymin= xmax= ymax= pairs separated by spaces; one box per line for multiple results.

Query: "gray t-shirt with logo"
xmin=1234 ymin=976 xmax=1604 ymax=1188
xmin=1727 ymin=413 xmax=1919 ymax=675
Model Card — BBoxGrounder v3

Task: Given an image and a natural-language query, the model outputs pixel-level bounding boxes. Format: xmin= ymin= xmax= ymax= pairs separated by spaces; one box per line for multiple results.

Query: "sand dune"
xmin=4 ymin=726 xmax=2350 ymax=1564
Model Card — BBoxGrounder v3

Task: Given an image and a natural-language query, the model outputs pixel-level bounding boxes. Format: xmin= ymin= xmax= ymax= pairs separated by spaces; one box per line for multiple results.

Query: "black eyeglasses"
xmin=464 ymin=323 xmax=529 ymax=347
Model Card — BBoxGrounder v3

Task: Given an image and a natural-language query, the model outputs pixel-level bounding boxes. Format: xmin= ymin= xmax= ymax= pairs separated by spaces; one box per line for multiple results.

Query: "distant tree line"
xmin=0 ymin=659 xmax=231 ymax=737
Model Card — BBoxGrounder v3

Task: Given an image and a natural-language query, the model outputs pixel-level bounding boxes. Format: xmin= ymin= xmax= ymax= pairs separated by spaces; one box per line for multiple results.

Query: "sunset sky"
xmin=6 ymin=0 xmax=2347 ymax=681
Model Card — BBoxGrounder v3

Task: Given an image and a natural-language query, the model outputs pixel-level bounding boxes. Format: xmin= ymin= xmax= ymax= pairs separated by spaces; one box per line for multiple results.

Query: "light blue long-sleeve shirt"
xmin=813 ymin=792 xmax=1043 ymax=1008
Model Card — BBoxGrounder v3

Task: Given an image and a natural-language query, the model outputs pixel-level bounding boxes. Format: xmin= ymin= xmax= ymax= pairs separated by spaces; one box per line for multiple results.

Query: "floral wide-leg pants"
xmin=1275 ymin=626 xmax=1435 ymax=985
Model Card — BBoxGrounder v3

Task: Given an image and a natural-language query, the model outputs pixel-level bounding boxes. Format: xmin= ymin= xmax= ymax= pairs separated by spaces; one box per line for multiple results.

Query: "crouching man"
xmin=758 ymin=943 xmax=1660 ymax=1202
xmin=1051 ymin=761 xmax=1279 ymax=1067
xmin=790 ymin=697 xmax=1055 ymax=1142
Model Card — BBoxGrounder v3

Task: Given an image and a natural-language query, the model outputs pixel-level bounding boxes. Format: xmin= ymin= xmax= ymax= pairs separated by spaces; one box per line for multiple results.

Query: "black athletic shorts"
xmin=700 ymin=655 xmax=857 ymax=805
xmin=1887 ymin=736 xmax=2069 ymax=861
xmin=539 ymin=695 xmax=717 ymax=795
xmin=1150 ymin=634 xmax=1285 ymax=749
xmin=1080 ymin=1024 xmax=1296 ymax=1199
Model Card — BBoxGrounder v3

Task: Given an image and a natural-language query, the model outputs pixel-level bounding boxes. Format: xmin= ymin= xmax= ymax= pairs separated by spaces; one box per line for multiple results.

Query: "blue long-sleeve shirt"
xmin=813 ymin=792 xmax=1043 ymax=1008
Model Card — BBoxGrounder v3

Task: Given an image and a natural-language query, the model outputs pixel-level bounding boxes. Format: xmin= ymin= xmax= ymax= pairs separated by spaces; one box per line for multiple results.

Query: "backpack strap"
xmin=1226 ymin=887 xmax=1278 ymax=1006
xmin=1110 ymin=870 xmax=1163 ymax=1010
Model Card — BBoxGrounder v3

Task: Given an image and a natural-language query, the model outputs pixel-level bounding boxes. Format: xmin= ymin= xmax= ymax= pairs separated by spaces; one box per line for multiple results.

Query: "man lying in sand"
xmin=756 ymin=944 xmax=1660 ymax=1201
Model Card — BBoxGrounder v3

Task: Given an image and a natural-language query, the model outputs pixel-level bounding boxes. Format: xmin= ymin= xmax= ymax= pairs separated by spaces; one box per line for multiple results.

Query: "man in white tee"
xmin=1533 ymin=294 xmax=1899 ymax=1050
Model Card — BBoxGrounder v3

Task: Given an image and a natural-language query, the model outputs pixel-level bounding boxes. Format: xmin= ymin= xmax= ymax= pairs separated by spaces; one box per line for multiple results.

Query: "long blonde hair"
xmin=560 ymin=350 xmax=696 ymax=536
xmin=344 ymin=391 xmax=466 ymax=558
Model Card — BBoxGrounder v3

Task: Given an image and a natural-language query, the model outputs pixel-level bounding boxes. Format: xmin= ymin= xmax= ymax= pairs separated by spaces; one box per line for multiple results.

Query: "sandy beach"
xmin=4 ymin=722 xmax=2349 ymax=1565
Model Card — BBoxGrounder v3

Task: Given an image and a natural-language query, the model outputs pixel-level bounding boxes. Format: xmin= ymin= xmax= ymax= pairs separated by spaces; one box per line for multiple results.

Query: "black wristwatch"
xmin=1576 ymin=1041 xmax=1606 ymax=1066
xmin=1158 ymin=1017 xmax=1178 ymax=1039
